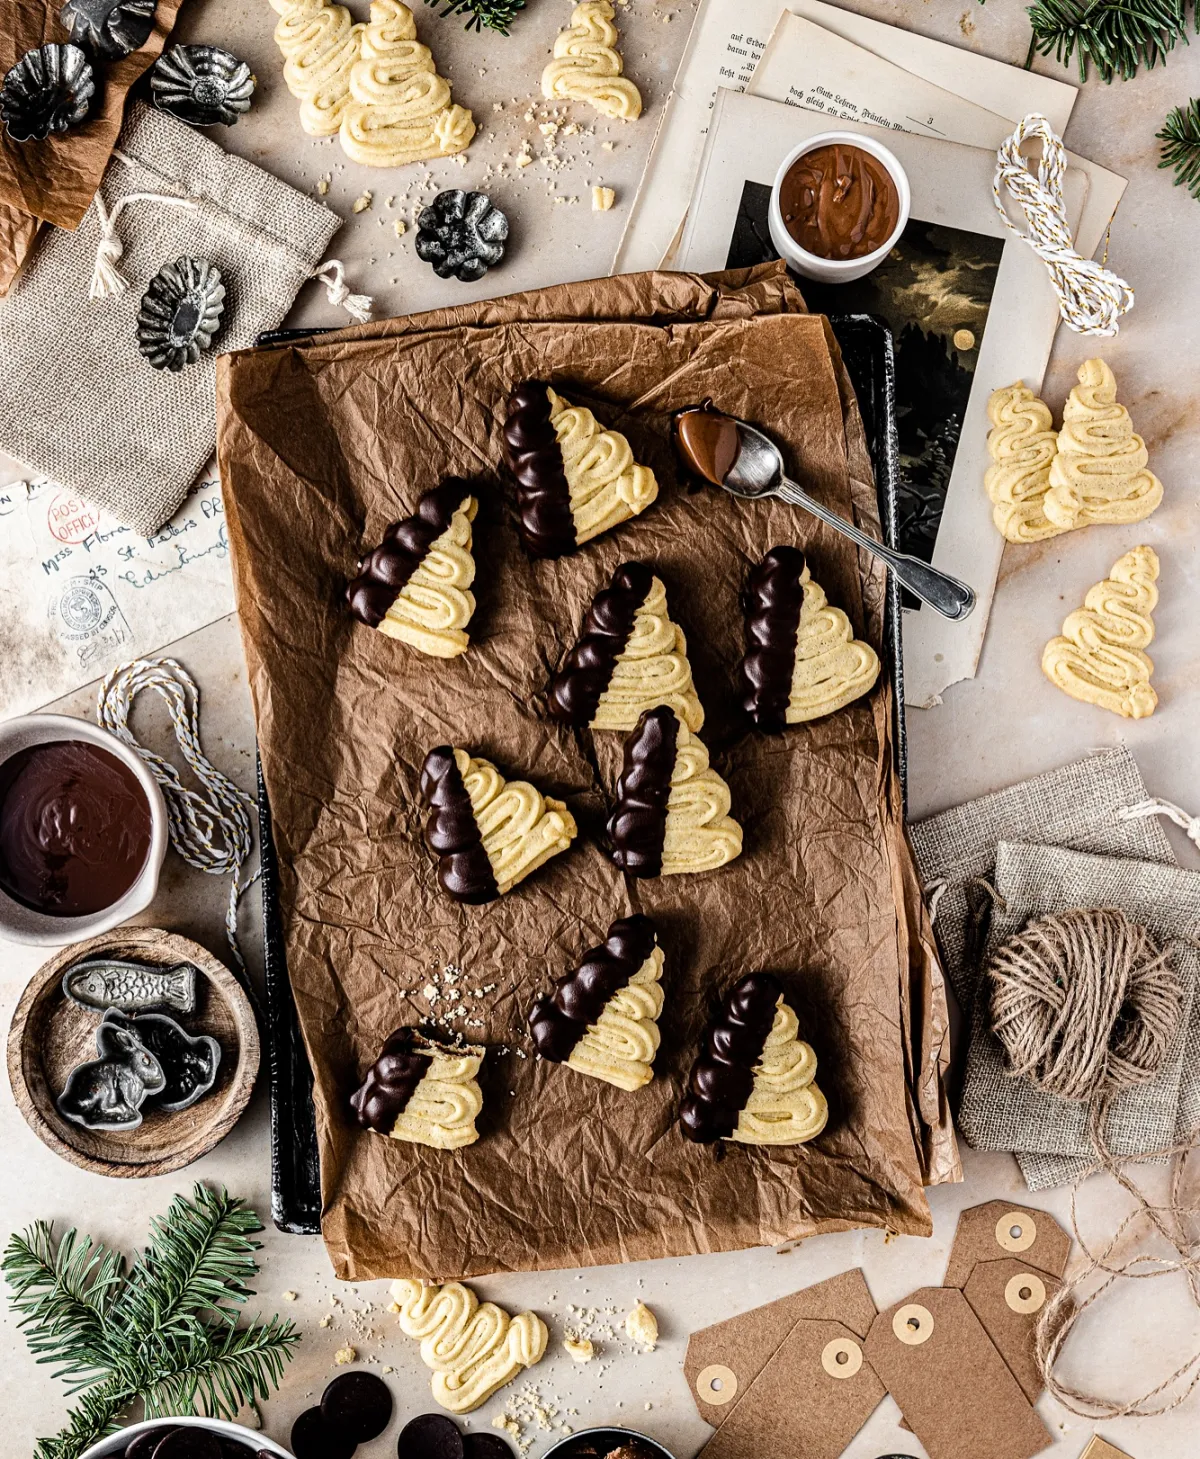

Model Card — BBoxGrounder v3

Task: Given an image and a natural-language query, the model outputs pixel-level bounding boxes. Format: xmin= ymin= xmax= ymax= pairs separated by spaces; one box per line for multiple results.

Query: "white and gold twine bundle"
xmin=993 ymin=113 xmax=1134 ymax=337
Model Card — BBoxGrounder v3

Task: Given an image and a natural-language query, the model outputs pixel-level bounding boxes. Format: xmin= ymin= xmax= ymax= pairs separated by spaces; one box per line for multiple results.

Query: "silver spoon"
xmin=717 ymin=416 xmax=976 ymax=621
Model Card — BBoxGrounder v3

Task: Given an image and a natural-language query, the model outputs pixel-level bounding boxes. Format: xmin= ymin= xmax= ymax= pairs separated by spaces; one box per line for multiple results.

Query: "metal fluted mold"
xmin=0 ymin=43 xmax=95 ymax=143
xmin=60 ymin=0 xmax=157 ymax=61
xmin=137 ymin=256 xmax=227 ymax=372
xmin=415 ymin=189 xmax=509 ymax=283
xmin=150 ymin=44 xmax=256 ymax=127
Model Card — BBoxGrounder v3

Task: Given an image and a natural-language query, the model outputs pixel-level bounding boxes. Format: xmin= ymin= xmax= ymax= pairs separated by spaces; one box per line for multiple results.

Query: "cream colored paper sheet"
xmin=613 ymin=0 xmax=1077 ymax=275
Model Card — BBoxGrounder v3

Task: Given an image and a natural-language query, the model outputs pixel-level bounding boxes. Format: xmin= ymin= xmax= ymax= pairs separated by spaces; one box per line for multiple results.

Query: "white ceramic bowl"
xmin=80 ymin=1415 xmax=293 ymax=1459
xmin=768 ymin=130 xmax=910 ymax=284
xmin=0 ymin=713 xmax=168 ymax=946
xmin=543 ymin=1427 xmax=676 ymax=1459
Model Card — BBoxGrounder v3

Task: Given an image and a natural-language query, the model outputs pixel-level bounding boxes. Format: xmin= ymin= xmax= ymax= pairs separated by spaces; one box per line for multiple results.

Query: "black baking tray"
xmin=255 ymin=314 xmax=905 ymax=1234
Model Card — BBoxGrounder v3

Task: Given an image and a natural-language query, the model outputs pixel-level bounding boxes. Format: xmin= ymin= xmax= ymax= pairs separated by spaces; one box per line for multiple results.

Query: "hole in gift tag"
xmin=892 ymin=1304 xmax=934 ymax=1346
xmin=1005 ymin=1272 xmax=1047 ymax=1315
xmin=696 ymin=1364 xmax=738 ymax=1406
xmin=995 ymin=1210 xmax=1037 ymax=1253
xmin=821 ymin=1337 xmax=864 ymax=1379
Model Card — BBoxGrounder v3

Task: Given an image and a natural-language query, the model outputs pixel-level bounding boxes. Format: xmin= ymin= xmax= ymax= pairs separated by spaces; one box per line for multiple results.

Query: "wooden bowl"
xmin=7 ymin=928 xmax=259 ymax=1177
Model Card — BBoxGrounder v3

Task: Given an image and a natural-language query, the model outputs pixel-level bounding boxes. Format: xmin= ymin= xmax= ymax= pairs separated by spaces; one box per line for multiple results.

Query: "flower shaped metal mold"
xmin=137 ymin=256 xmax=226 ymax=372
xmin=60 ymin=0 xmax=157 ymax=62
xmin=150 ymin=44 xmax=255 ymax=128
xmin=0 ymin=43 xmax=95 ymax=143
xmin=415 ymin=190 xmax=509 ymax=283
xmin=56 ymin=1014 xmax=166 ymax=1131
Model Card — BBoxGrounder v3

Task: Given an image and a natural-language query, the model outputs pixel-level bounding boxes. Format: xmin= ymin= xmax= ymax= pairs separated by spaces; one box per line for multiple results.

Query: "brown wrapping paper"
xmin=218 ymin=263 xmax=954 ymax=1280
xmin=0 ymin=0 xmax=184 ymax=292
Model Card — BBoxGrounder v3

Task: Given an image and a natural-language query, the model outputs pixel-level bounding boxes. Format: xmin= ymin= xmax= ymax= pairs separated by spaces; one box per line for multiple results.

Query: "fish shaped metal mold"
xmin=56 ymin=1016 xmax=166 ymax=1130
xmin=116 ymin=1010 xmax=222 ymax=1112
xmin=62 ymin=958 xmax=197 ymax=1015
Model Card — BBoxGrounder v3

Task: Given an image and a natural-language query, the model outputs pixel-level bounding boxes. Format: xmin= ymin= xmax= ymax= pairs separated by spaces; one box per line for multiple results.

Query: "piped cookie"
xmin=985 ymin=382 xmax=1067 ymax=544
xmin=541 ymin=1 xmax=642 ymax=120
xmin=738 ymin=546 xmax=880 ymax=731
xmin=528 ymin=913 xmax=664 ymax=1091
xmin=547 ymin=562 xmax=704 ymax=732
xmin=390 ymin=1279 xmax=548 ymax=1413
xmin=350 ymin=1029 xmax=483 ymax=1149
xmin=346 ymin=480 xmax=477 ymax=658
xmin=606 ymin=706 xmax=742 ymax=877
xmin=679 ymin=973 xmax=828 ymax=1146
xmin=1042 ymin=545 xmax=1159 ymax=719
xmin=502 ymin=381 xmax=658 ymax=557
xmin=1044 ymin=359 xmax=1163 ymax=530
xmin=420 ymin=747 xmax=577 ymax=902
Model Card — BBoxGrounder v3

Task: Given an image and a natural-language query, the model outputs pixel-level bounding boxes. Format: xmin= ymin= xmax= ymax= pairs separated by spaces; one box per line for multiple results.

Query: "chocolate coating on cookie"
xmin=738 ymin=546 xmax=807 ymax=733
xmin=679 ymin=972 xmax=781 ymax=1143
xmin=547 ymin=561 xmax=654 ymax=725
xmin=502 ymin=380 xmax=576 ymax=558
xmin=605 ymin=705 xmax=680 ymax=878
xmin=420 ymin=747 xmax=499 ymax=904
xmin=350 ymin=1028 xmax=428 ymax=1133
xmin=528 ymin=913 xmax=659 ymax=1061
xmin=346 ymin=479 xmax=473 ymax=628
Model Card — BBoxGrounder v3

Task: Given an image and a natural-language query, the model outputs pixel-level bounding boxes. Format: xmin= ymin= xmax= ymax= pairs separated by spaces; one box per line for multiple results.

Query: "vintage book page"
xmin=613 ymin=0 xmax=1077 ymax=276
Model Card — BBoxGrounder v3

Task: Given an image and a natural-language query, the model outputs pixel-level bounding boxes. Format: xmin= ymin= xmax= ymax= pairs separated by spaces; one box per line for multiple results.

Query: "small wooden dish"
xmin=7 ymin=928 xmax=259 ymax=1178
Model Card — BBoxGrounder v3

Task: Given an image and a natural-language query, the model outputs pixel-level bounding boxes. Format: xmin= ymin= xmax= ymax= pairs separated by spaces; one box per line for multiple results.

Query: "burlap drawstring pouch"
xmin=958 ymin=841 xmax=1200 ymax=1171
xmin=0 ymin=102 xmax=341 ymax=534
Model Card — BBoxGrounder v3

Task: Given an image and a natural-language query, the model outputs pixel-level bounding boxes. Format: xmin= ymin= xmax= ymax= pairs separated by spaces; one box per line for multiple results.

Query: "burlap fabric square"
xmin=959 ymin=842 xmax=1200 ymax=1177
xmin=0 ymin=102 xmax=339 ymax=534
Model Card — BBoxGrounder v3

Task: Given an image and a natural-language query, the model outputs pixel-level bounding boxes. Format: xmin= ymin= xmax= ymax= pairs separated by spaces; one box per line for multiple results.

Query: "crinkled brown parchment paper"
xmin=0 ymin=0 xmax=184 ymax=293
xmin=218 ymin=263 xmax=955 ymax=1281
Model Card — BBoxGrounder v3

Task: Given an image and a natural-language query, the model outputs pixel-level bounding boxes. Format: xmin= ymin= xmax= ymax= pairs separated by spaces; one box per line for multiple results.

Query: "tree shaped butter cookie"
xmin=528 ymin=913 xmax=664 ymax=1091
xmin=607 ymin=706 xmax=742 ymax=877
xmin=503 ymin=381 xmax=658 ymax=557
xmin=738 ymin=546 xmax=879 ymax=731
xmin=390 ymin=1279 xmax=548 ymax=1413
xmin=1044 ymin=359 xmax=1163 ymax=529
xmin=547 ymin=561 xmax=703 ymax=732
xmin=351 ymin=1029 xmax=483 ymax=1149
xmin=542 ymin=0 xmax=642 ymax=120
xmin=271 ymin=0 xmax=364 ymax=137
xmin=1042 ymin=545 xmax=1159 ymax=719
xmin=680 ymin=973 xmax=828 ymax=1147
xmin=346 ymin=480 xmax=477 ymax=658
xmin=420 ymin=747 xmax=577 ymax=902
xmin=985 ymin=382 xmax=1068 ymax=544
xmin=341 ymin=0 xmax=475 ymax=167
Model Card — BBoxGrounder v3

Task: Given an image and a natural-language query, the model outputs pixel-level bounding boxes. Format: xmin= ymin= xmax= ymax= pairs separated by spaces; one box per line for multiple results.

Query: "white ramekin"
xmin=80 ymin=1415 xmax=293 ymax=1459
xmin=543 ymin=1428 xmax=676 ymax=1458
xmin=768 ymin=130 xmax=911 ymax=284
xmin=0 ymin=713 xmax=168 ymax=946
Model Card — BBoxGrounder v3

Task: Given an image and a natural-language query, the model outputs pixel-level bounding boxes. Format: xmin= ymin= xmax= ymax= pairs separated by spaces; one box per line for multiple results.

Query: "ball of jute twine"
xmin=984 ymin=907 xmax=1200 ymax=1419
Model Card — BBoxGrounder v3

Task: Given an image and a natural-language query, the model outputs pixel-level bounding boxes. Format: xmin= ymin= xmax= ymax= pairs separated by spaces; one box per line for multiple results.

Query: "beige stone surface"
xmin=2 ymin=3 xmax=1199 ymax=1458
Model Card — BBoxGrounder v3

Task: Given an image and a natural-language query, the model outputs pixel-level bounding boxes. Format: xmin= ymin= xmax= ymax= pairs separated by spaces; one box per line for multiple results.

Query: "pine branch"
xmin=32 ymin=1372 xmax=141 ymax=1459
xmin=1158 ymin=97 xmax=1200 ymax=196
xmin=423 ymin=0 xmax=528 ymax=35
xmin=141 ymin=1319 xmax=301 ymax=1420
xmin=1026 ymin=0 xmax=1195 ymax=83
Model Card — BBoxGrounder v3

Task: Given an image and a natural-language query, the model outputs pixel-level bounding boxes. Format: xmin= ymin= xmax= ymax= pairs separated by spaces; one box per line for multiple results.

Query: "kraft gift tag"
xmin=865 ymin=1287 xmax=1052 ymax=1459
xmin=685 ymin=1268 xmax=878 ymax=1431
xmin=963 ymin=1257 xmax=1063 ymax=1402
xmin=944 ymin=1201 xmax=1071 ymax=1289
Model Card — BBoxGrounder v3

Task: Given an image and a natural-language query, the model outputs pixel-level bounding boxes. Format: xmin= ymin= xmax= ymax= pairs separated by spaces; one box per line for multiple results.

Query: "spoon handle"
xmin=775 ymin=477 xmax=976 ymax=621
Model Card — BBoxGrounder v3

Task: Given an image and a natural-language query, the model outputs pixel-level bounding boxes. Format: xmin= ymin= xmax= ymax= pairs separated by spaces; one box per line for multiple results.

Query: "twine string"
xmin=89 ymin=186 xmax=200 ymax=302
xmin=985 ymin=905 xmax=1200 ymax=1417
xmin=96 ymin=658 xmax=259 ymax=974
xmin=1119 ymin=797 xmax=1200 ymax=856
xmin=993 ymin=113 xmax=1134 ymax=337
xmin=309 ymin=259 xmax=374 ymax=324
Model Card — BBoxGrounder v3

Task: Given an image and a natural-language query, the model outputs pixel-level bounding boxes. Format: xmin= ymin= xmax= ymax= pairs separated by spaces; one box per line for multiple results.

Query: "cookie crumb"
xmin=394 ymin=219 xmax=408 ymax=237
xmin=334 ymin=1346 xmax=357 ymax=1365
xmin=352 ymin=191 xmax=373 ymax=213
xmin=563 ymin=1335 xmax=595 ymax=1362
xmin=625 ymin=1301 xmax=658 ymax=1351
xmin=281 ymin=1290 xmax=298 ymax=1302
xmin=592 ymin=185 xmax=616 ymax=211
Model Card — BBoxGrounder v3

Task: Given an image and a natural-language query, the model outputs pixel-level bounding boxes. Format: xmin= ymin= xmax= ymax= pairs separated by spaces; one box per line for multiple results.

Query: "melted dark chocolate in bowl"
xmin=673 ymin=404 xmax=742 ymax=486
xmin=779 ymin=143 xmax=900 ymax=261
xmin=0 ymin=740 xmax=152 ymax=916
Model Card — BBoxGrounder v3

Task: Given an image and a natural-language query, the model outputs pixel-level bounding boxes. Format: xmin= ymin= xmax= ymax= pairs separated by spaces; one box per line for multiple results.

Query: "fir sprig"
xmin=1025 ymin=0 xmax=1196 ymax=84
xmin=3 ymin=1185 xmax=299 ymax=1459
xmin=424 ymin=0 xmax=527 ymax=35
xmin=1158 ymin=97 xmax=1200 ymax=196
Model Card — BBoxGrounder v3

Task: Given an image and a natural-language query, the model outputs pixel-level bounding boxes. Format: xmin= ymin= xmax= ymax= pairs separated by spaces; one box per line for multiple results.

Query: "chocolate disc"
xmin=152 ymin=1430 xmax=222 ymax=1459
xmin=463 ymin=1435 xmax=513 ymax=1459
xmin=321 ymin=1370 xmax=393 ymax=1443
xmin=291 ymin=1406 xmax=357 ymax=1459
xmin=126 ymin=1430 xmax=178 ymax=1459
xmin=397 ymin=1413 xmax=464 ymax=1459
